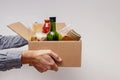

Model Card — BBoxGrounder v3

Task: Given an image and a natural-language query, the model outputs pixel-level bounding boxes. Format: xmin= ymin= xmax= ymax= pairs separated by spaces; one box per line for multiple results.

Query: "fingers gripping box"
xmin=8 ymin=22 xmax=82 ymax=67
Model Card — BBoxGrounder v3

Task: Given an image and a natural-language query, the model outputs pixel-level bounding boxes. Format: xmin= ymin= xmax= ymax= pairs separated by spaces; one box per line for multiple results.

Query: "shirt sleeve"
xmin=0 ymin=35 xmax=28 ymax=49
xmin=0 ymin=49 xmax=22 ymax=71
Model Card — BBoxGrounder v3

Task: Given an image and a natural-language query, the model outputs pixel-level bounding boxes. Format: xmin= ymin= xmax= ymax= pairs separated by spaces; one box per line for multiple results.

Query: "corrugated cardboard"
xmin=29 ymin=41 xmax=82 ymax=67
xmin=8 ymin=22 xmax=82 ymax=67
xmin=8 ymin=22 xmax=34 ymax=41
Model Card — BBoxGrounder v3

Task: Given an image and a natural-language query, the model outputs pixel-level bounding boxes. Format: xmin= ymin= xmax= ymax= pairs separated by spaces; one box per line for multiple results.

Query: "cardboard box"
xmin=8 ymin=22 xmax=82 ymax=67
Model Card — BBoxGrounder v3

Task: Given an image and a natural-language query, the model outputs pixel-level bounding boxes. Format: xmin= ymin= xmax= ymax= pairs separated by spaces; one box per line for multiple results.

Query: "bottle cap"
xmin=44 ymin=19 xmax=50 ymax=23
xmin=49 ymin=17 xmax=56 ymax=22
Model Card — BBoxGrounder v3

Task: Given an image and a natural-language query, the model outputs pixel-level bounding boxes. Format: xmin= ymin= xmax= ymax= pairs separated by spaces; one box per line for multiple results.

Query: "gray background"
xmin=0 ymin=0 xmax=120 ymax=80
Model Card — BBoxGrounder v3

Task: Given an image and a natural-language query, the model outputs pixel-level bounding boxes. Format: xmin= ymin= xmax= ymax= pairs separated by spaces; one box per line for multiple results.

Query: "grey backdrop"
xmin=0 ymin=0 xmax=120 ymax=80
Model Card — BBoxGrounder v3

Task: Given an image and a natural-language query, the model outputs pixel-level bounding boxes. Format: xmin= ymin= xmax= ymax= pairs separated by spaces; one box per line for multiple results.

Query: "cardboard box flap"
xmin=8 ymin=22 xmax=34 ymax=41
xmin=56 ymin=23 xmax=66 ymax=30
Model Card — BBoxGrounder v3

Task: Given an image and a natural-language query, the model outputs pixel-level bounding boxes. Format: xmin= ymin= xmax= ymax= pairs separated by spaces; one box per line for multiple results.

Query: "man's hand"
xmin=21 ymin=50 xmax=62 ymax=73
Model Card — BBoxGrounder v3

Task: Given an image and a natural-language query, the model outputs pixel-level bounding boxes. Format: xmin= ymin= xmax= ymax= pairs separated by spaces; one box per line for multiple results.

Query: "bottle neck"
xmin=50 ymin=21 xmax=56 ymax=31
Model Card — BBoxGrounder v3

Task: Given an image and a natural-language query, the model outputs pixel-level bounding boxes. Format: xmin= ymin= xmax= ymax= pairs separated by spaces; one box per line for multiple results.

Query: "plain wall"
xmin=0 ymin=0 xmax=120 ymax=80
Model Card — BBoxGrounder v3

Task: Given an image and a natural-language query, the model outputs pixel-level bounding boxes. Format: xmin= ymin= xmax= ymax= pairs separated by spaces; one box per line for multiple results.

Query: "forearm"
xmin=0 ymin=49 xmax=22 ymax=71
xmin=0 ymin=35 xmax=28 ymax=49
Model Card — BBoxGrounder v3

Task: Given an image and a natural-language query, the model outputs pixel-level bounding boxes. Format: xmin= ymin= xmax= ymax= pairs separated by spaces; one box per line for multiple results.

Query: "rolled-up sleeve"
xmin=0 ymin=35 xmax=28 ymax=49
xmin=0 ymin=50 xmax=22 ymax=71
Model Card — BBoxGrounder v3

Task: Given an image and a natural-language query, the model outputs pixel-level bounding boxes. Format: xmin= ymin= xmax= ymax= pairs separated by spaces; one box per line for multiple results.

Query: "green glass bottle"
xmin=47 ymin=17 xmax=62 ymax=41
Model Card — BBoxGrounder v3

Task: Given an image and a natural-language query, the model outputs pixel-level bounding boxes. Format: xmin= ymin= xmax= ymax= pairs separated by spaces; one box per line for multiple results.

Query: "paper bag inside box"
xmin=8 ymin=22 xmax=82 ymax=67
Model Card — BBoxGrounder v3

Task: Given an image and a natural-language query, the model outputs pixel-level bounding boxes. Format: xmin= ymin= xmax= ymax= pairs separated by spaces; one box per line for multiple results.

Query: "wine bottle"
xmin=47 ymin=17 xmax=62 ymax=41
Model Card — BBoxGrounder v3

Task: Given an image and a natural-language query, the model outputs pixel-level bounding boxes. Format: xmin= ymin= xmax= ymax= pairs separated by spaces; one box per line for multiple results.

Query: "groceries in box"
xmin=7 ymin=18 xmax=82 ymax=67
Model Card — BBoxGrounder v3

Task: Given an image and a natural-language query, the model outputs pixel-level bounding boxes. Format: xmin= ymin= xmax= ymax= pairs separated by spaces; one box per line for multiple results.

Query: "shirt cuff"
xmin=0 ymin=50 xmax=22 ymax=71
xmin=6 ymin=50 xmax=22 ymax=70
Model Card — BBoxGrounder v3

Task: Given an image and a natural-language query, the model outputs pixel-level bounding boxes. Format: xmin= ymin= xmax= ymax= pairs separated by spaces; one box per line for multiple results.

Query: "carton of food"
xmin=8 ymin=22 xmax=82 ymax=67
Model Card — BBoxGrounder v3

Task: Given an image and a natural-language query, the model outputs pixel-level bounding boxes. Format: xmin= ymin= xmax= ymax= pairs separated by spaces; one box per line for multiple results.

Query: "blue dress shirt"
xmin=0 ymin=35 xmax=28 ymax=71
